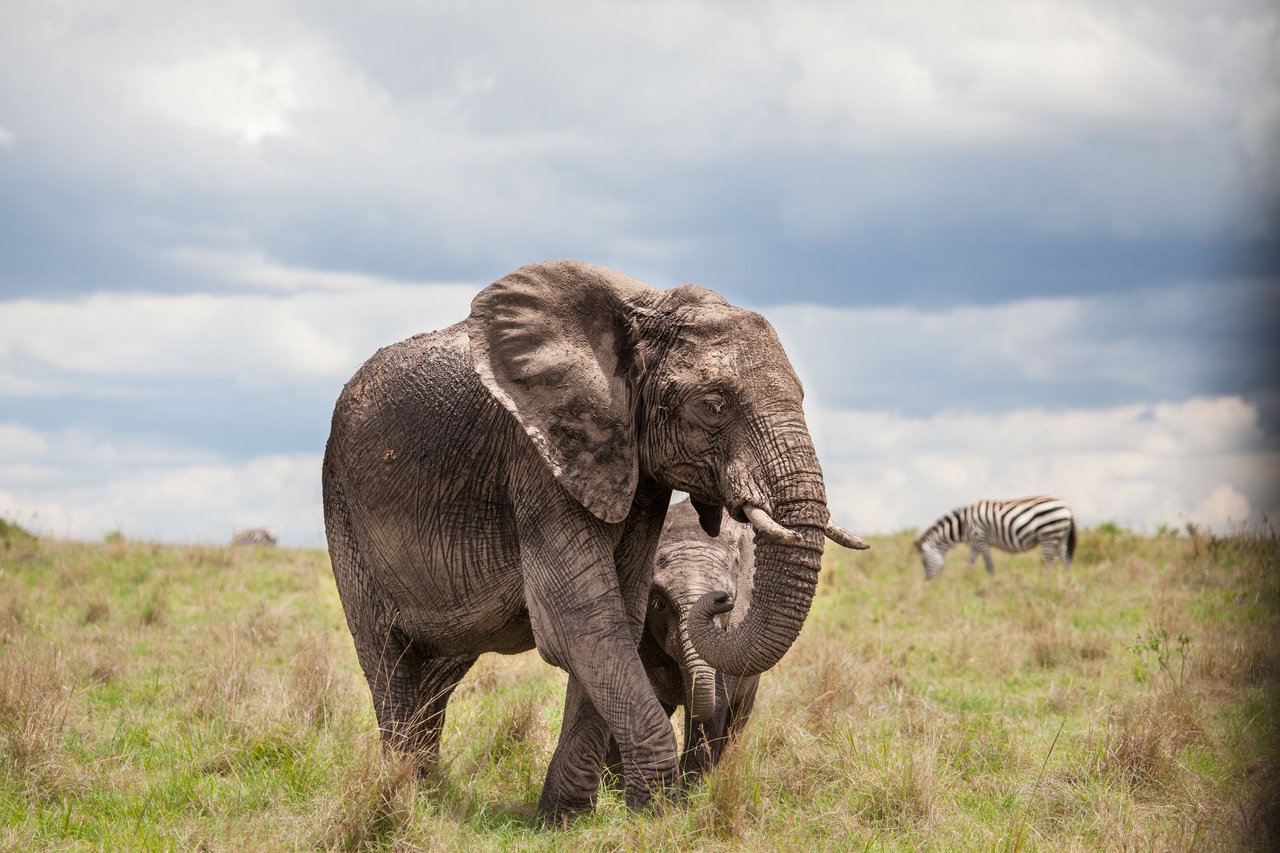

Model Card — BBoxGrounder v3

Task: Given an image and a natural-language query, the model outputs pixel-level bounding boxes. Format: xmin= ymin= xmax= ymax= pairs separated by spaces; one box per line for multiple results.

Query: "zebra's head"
xmin=913 ymin=533 xmax=948 ymax=580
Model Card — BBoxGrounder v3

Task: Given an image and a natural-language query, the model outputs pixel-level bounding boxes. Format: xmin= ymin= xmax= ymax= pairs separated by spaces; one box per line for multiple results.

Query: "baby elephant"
xmin=608 ymin=499 xmax=868 ymax=785
xmin=639 ymin=499 xmax=762 ymax=780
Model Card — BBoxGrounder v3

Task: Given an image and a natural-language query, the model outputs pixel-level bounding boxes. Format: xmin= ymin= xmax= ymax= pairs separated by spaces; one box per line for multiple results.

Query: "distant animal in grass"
xmin=231 ymin=528 xmax=277 ymax=547
xmin=914 ymin=497 xmax=1075 ymax=580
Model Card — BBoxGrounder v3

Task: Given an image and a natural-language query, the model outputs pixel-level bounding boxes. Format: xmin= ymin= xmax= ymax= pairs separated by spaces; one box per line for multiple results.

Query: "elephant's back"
xmin=324 ymin=323 xmax=531 ymax=653
xmin=329 ymin=323 xmax=517 ymax=463
xmin=330 ymin=323 xmax=469 ymax=431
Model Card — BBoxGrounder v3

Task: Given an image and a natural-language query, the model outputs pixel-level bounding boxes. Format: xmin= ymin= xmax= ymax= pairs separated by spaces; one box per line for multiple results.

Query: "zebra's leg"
xmin=1040 ymin=540 xmax=1057 ymax=570
xmin=980 ymin=540 xmax=995 ymax=574
xmin=1061 ymin=538 xmax=1072 ymax=570
xmin=966 ymin=545 xmax=979 ymax=567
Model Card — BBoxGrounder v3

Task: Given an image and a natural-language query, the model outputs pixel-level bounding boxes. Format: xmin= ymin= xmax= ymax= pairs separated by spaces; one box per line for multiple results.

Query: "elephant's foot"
xmin=536 ymin=789 xmax=597 ymax=829
xmin=622 ymin=765 xmax=682 ymax=813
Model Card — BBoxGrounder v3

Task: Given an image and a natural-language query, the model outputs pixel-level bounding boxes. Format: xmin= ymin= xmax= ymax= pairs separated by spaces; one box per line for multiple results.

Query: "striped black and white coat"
xmin=914 ymin=497 xmax=1075 ymax=580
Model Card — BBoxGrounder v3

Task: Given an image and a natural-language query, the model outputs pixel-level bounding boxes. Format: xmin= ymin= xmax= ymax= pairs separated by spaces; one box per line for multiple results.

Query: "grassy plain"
xmin=1 ymin=517 xmax=1276 ymax=850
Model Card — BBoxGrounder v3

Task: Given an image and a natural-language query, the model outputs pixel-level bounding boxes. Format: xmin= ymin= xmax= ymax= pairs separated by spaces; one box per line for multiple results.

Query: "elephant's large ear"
xmin=467 ymin=260 xmax=658 ymax=523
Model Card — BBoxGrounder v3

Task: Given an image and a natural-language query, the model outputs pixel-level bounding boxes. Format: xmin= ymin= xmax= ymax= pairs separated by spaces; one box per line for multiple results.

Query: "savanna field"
xmin=1 ymin=517 xmax=1277 ymax=851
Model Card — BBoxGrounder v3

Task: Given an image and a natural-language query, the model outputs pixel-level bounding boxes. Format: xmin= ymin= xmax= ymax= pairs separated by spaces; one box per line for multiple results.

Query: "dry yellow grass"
xmin=0 ymin=521 xmax=1275 ymax=850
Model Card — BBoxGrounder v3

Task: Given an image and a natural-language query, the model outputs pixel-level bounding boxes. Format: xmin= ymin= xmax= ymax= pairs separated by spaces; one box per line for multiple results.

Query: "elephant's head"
xmin=469 ymin=260 xmax=867 ymax=677
xmin=648 ymin=499 xmax=754 ymax=721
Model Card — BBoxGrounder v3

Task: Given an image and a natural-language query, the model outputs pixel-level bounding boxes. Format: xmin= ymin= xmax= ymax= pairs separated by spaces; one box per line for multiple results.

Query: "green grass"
xmin=1 ymin=523 xmax=1276 ymax=850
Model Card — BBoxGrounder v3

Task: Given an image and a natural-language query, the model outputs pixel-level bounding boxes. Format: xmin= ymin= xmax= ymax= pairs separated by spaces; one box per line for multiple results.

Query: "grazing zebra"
xmin=914 ymin=497 xmax=1075 ymax=580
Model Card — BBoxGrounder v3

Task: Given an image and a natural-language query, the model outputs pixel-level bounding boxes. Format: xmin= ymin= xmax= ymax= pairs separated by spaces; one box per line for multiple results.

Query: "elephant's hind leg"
xmin=364 ymin=633 xmax=475 ymax=771
xmin=324 ymin=471 xmax=475 ymax=769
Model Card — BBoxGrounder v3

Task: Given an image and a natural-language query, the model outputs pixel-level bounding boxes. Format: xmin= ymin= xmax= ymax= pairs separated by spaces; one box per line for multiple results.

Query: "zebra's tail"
xmin=1067 ymin=519 xmax=1077 ymax=561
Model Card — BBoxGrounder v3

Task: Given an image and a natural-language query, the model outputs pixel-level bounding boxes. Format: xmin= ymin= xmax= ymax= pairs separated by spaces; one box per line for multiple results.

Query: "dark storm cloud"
xmin=1 ymin=0 xmax=1274 ymax=304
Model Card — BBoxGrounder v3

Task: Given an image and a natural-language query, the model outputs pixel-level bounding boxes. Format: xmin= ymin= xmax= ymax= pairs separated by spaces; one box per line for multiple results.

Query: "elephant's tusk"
xmin=825 ymin=520 xmax=871 ymax=550
xmin=743 ymin=505 xmax=800 ymax=544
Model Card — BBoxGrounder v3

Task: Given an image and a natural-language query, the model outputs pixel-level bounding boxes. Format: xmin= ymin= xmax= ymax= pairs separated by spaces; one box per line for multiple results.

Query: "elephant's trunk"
xmin=672 ymin=585 xmax=721 ymax=721
xmin=685 ymin=655 xmax=719 ymax=722
xmin=687 ymin=444 xmax=827 ymax=678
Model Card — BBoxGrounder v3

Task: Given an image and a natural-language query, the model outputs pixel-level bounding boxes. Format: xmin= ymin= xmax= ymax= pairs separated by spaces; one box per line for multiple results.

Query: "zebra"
xmin=914 ymin=496 xmax=1075 ymax=580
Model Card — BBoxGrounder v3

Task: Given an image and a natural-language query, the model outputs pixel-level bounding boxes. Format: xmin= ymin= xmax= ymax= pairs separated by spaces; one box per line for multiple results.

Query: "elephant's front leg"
xmin=520 ymin=483 xmax=674 ymax=823
xmin=532 ymin=602 xmax=677 ymax=821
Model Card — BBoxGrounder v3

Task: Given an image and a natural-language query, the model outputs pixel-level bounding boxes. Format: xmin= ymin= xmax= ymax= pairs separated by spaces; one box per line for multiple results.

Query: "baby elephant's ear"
xmin=468 ymin=260 xmax=658 ymax=523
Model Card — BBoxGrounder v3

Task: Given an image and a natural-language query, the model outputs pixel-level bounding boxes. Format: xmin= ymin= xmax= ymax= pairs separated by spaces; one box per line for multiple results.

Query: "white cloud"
xmin=6 ymin=259 xmax=1269 ymax=410
xmin=0 ymin=421 xmax=322 ymax=545
xmin=812 ymin=397 xmax=1280 ymax=536
xmin=0 ymin=258 xmax=479 ymax=393
xmin=777 ymin=2 xmax=1206 ymax=149
xmin=0 ymin=125 xmax=14 ymax=148
xmin=765 ymin=279 xmax=1276 ymax=412
xmin=1192 ymin=484 xmax=1253 ymax=531
xmin=134 ymin=47 xmax=299 ymax=145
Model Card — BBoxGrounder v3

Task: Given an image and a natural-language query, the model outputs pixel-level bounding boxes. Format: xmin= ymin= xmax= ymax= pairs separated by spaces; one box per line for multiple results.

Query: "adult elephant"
xmin=322 ymin=260 xmax=865 ymax=822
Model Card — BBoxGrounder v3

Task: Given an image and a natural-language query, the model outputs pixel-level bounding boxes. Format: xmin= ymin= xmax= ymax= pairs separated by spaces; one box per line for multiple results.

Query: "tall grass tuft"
xmin=289 ymin=630 xmax=349 ymax=730
xmin=322 ymin=742 xmax=420 ymax=851
xmin=138 ymin=582 xmax=168 ymax=626
xmin=845 ymin=725 xmax=940 ymax=835
xmin=0 ymin=599 xmax=23 ymax=645
xmin=704 ymin=739 xmax=755 ymax=838
xmin=0 ymin=654 xmax=74 ymax=799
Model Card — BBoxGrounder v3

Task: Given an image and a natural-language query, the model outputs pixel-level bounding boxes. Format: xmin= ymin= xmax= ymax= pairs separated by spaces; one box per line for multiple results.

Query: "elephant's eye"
xmin=686 ymin=391 xmax=731 ymax=427
xmin=649 ymin=594 xmax=666 ymax=612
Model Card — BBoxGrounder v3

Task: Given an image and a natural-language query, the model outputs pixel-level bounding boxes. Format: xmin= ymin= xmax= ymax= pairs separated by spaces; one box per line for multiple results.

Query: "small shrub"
xmin=0 ymin=517 xmax=37 ymax=558
xmin=1128 ymin=627 xmax=1192 ymax=689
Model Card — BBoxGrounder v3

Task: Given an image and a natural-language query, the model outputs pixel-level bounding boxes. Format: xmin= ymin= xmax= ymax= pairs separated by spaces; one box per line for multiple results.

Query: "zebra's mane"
xmin=920 ymin=507 xmax=968 ymax=547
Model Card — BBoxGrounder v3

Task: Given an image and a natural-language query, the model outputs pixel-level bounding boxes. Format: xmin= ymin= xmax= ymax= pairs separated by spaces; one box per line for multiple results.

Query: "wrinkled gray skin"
xmin=627 ymin=499 xmax=760 ymax=781
xmin=322 ymin=260 xmax=833 ymax=824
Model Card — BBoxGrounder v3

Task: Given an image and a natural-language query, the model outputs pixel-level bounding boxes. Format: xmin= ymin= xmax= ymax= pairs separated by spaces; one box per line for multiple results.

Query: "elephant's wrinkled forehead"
xmin=659 ymin=304 xmax=800 ymax=389
xmin=654 ymin=539 xmax=740 ymax=590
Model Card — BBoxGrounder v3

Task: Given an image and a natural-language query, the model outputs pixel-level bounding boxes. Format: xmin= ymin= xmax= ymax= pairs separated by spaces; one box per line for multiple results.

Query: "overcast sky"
xmin=1 ymin=1 xmax=1277 ymax=545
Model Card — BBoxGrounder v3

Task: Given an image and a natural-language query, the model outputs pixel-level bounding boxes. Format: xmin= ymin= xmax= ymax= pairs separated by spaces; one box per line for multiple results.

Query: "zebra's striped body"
xmin=915 ymin=496 xmax=1075 ymax=580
